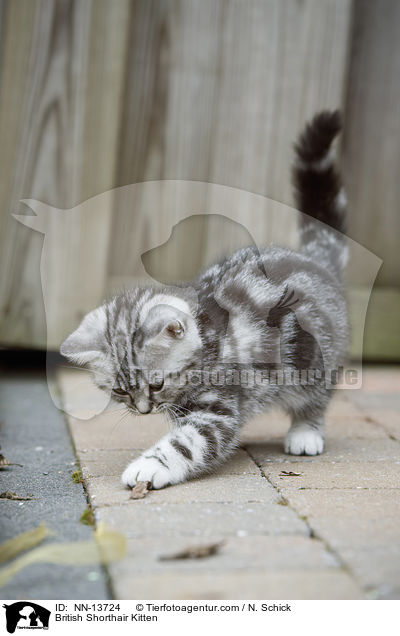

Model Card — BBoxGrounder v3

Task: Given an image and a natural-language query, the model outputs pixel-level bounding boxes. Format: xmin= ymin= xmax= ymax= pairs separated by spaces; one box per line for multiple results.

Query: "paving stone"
xmin=59 ymin=365 xmax=170 ymax=450
xmin=110 ymin=569 xmax=363 ymax=600
xmin=80 ymin=449 xmax=143 ymax=479
xmin=349 ymin=368 xmax=400 ymax=412
xmin=240 ymin=397 xmax=363 ymax=447
xmin=356 ymin=366 xmax=400 ymax=394
xmin=326 ymin=394 xmax=364 ymax=417
xmin=0 ymin=369 xmax=109 ymax=600
xmin=306 ymin=516 xmax=400 ymax=550
xmin=277 ymin=489 xmax=400 ymax=597
xmin=280 ymin=490 xmax=400 ymax=550
xmin=321 ymin=438 xmax=400 ymax=462
xmin=87 ymin=473 xmax=278 ymax=507
xmin=339 ymin=545 xmax=400 ymax=593
xmin=96 ymin=502 xmax=309 ymax=538
xmin=280 ymin=488 xmax=400 ymax=519
xmin=246 ymin=438 xmax=400 ymax=466
xmin=366 ymin=410 xmax=400 ymax=441
xmin=325 ymin=416 xmax=388 ymax=439
xmin=68 ymin=412 xmax=169 ymax=451
xmin=351 ymin=393 xmax=400 ymax=411
xmin=58 ymin=365 xmax=400 ymax=600
xmin=263 ymin=461 xmax=400 ymax=490
xmin=214 ymin=450 xmax=260 ymax=475
xmin=57 ymin=367 xmax=111 ymax=419
xmin=240 ymin=411 xmax=289 ymax=444
xmin=111 ymin=535 xmax=338 ymax=575
xmin=80 ymin=448 xmax=258 ymax=480
xmin=373 ymin=585 xmax=400 ymax=600
xmin=241 ymin=414 xmax=387 ymax=449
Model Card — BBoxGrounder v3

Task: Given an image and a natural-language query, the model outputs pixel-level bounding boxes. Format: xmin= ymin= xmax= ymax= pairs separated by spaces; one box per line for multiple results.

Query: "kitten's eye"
xmin=149 ymin=379 xmax=164 ymax=392
xmin=113 ymin=388 xmax=127 ymax=396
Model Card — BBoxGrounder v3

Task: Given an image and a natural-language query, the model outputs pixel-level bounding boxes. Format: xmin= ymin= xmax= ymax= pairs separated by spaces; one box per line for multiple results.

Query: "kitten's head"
xmin=60 ymin=289 xmax=202 ymax=414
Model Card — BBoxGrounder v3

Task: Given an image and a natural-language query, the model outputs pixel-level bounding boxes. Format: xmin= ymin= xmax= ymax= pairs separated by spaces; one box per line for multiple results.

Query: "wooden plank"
xmin=107 ymin=181 xmax=302 ymax=287
xmin=0 ymin=0 xmax=130 ymax=348
xmin=342 ymin=0 xmax=400 ymax=286
xmin=0 ymin=0 xmax=355 ymax=349
xmin=109 ymin=0 xmax=352 ymax=282
xmin=0 ymin=0 xmax=43 ymax=345
xmin=348 ymin=287 xmax=400 ymax=361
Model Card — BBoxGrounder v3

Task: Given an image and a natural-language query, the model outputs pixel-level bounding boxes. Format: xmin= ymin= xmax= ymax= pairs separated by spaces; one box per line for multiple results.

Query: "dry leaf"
xmin=0 ymin=491 xmax=35 ymax=501
xmin=0 ymin=454 xmax=23 ymax=469
xmin=0 ymin=523 xmax=52 ymax=565
xmin=130 ymin=481 xmax=151 ymax=500
xmin=159 ymin=541 xmax=224 ymax=561
xmin=0 ymin=522 xmax=126 ymax=587
xmin=279 ymin=470 xmax=303 ymax=477
xmin=0 ymin=454 xmax=9 ymax=468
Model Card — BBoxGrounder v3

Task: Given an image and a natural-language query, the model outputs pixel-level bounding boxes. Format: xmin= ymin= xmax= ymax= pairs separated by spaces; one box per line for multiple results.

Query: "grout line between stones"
xmin=55 ymin=371 xmax=116 ymax=600
xmin=57 ymin=369 xmax=384 ymax=598
xmin=361 ymin=413 xmax=400 ymax=442
xmin=243 ymin=443 xmax=367 ymax=598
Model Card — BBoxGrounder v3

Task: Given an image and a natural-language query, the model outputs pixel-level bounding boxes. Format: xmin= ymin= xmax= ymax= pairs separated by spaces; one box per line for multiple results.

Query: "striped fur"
xmin=61 ymin=111 xmax=348 ymax=489
xmin=293 ymin=110 xmax=348 ymax=273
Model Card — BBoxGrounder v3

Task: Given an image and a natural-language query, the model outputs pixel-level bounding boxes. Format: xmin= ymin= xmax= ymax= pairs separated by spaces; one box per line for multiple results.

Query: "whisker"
xmin=57 ymin=364 xmax=89 ymax=372
xmin=168 ymin=403 xmax=191 ymax=419
xmin=164 ymin=403 xmax=189 ymax=428
xmin=158 ymin=404 xmax=177 ymax=432
xmin=101 ymin=408 xmax=132 ymax=445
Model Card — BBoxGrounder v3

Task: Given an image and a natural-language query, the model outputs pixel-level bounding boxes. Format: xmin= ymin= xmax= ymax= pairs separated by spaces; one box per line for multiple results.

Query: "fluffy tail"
xmin=293 ymin=111 xmax=346 ymax=231
xmin=292 ymin=110 xmax=347 ymax=271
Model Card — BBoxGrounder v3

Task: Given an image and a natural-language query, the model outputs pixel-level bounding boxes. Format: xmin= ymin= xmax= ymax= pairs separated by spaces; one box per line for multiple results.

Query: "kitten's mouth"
xmin=125 ymin=404 xmax=141 ymax=415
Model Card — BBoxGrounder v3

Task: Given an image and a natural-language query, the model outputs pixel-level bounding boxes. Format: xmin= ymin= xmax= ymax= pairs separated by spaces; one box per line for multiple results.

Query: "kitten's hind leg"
xmin=285 ymin=416 xmax=325 ymax=456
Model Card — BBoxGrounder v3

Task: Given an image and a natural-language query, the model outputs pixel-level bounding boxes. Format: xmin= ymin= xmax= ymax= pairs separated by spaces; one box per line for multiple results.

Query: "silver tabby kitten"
xmin=61 ymin=111 xmax=348 ymax=489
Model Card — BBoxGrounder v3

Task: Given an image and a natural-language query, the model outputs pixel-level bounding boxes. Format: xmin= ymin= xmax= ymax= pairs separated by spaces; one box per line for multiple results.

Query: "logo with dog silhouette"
xmin=2 ymin=602 xmax=50 ymax=633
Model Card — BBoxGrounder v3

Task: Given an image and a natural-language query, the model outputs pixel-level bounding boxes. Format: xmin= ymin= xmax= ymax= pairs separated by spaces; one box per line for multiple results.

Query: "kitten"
xmin=61 ymin=111 xmax=348 ymax=489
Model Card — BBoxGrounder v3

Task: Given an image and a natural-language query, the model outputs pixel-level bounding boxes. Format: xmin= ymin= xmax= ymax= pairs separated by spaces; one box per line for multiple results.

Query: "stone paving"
xmin=57 ymin=366 xmax=400 ymax=600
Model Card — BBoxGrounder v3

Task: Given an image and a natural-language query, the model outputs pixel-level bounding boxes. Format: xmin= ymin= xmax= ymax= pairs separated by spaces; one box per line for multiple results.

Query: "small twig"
xmin=0 ymin=491 xmax=36 ymax=501
xmin=159 ymin=541 xmax=224 ymax=561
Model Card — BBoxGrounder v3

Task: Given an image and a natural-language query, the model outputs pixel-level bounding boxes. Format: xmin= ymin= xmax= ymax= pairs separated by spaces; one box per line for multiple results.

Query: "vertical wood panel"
xmin=0 ymin=0 xmax=43 ymax=344
xmin=0 ymin=0 xmax=130 ymax=347
xmin=343 ymin=0 xmax=400 ymax=286
xmin=109 ymin=0 xmax=352 ymax=283
xmin=0 ymin=0 xmax=353 ymax=348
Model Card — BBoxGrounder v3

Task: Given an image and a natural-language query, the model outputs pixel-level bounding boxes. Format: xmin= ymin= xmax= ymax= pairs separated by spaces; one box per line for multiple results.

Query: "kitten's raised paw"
xmin=284 ymin=425 xmax=324 ymax=456
xmin=121 ymin=456 xmax=172 ymax=490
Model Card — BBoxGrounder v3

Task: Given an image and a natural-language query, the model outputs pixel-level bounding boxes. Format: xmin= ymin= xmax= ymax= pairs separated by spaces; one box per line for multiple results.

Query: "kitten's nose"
xmin=137 ymin=404 xmax=152 ymax=414
xmin=135 ymin=395 xmax=152 ymax=414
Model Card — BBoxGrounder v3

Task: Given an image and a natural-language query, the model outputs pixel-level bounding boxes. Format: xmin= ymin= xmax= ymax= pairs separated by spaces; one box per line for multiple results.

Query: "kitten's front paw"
xmin=121 ymin=456 xmax=172 ymax=490
xmin=285 ymin=425 xmax=324 ymax=456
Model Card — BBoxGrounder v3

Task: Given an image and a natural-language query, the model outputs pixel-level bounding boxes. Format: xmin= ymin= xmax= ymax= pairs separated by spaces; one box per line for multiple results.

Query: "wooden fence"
xmin=0 ymin=0 xmax=398 ymax=358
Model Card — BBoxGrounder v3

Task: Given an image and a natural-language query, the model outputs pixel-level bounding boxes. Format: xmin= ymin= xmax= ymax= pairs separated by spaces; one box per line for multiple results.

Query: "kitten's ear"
xmin=60 ymin=306 xmax=107 ymax=365
xmin=141 ymin=304 xmax=187 ymax=345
